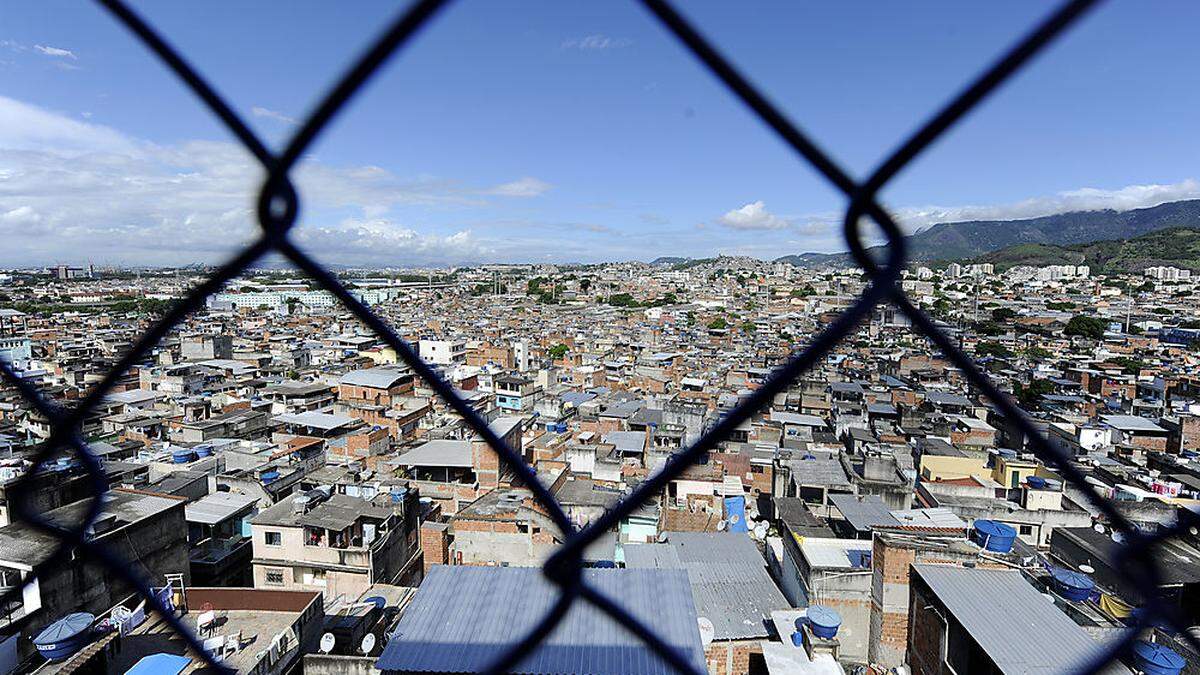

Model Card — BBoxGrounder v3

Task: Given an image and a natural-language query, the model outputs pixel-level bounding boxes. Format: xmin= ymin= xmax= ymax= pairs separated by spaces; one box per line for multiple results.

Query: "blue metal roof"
xmin=126 ymin=653 xmax=192 ymax=675
xmin=376 ymin=566 xmax=706 ymax=674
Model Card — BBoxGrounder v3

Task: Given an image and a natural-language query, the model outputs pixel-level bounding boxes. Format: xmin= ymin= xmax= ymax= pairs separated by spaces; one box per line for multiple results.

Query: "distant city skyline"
xmin=3 ymin=2 xmax=1200 ymax=266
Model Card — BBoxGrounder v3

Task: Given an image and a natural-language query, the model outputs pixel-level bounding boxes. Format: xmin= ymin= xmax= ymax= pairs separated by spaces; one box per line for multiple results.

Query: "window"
xmin=264 ymin=530 xmax=282 ymax=546
xmin=265 ymin=569 xmax=284 ymax=586
xmin=1019 ymin=524 xmax=1034 ymax=536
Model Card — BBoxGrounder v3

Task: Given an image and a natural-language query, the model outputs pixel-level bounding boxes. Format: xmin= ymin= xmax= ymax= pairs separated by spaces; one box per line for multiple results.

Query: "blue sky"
xmin=2 ymin=1 xmax=1200 ymax=267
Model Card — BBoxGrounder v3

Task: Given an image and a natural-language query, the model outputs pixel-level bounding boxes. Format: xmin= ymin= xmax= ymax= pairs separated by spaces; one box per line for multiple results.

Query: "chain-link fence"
xmin=1 ymin=0 xmax=1198 ymax=673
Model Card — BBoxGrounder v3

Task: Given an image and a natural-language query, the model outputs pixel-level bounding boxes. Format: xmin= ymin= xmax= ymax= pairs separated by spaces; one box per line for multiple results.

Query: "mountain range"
xmin=968 ymin=226 xmax=1200 ymax=275
xmin=773 ymin=199 xmax=1200 ymax=267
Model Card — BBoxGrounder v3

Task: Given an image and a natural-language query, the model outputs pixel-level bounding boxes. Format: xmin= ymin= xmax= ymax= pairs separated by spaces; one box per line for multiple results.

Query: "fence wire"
xmin=1 ymin=0 xmax=1198 ymax=673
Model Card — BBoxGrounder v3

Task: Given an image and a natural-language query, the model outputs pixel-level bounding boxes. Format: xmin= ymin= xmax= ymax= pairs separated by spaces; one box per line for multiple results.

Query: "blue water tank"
xmin=806 ymin=605 xmax=842 ymax=639
xmin=556 ymin=422 xmax=568 ymax=433
xmin=364 ymin=596 xmax=387 ymax=611
xmin=971 ymin=520 xmax=1017 ymax=552
xmin=593 ymin=560 xmax=617 ymax=569
xmin=33 ymin=612 xmax=94 ymax=661
xmin=1133 ymin=641 xmax=1186 ymax=675
xmin=390 ymin=486 xmax=407 ymax=503
xmin=1051 ymin=568 xmax=1095 ymax=601
xmin=171 ymin=449 xmax=195 ymax=464
xmin=1026 ymin=476 xmax=1047 ymax=489
xmin=260 ymin=469 xmax=280 ymax=484
xmin=790 ymin=630 xmax=805 ymax=647
xmin=194 ymin=445 xmax=213 ymax=458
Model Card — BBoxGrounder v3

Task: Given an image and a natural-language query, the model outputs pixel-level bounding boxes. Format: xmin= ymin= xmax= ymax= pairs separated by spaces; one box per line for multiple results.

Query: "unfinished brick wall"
xmin=419 ymin=522 xmax=448 ymax=573
xmin=660 ymin=507 xmax=720 ymax=533
xmin=704 ymin=640 xmax=764 ymax=675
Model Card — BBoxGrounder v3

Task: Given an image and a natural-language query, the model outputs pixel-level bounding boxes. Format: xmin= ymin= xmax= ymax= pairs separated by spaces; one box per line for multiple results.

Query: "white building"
xmin=419 ymin=339 xmax=467 ymax=365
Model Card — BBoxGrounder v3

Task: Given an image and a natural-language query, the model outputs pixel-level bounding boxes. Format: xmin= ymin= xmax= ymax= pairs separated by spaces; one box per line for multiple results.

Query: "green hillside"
xmin=969 ymin=226 xmax=1200 ymax=274
xmin=776 ymin=199 xmax=1200 ymax=267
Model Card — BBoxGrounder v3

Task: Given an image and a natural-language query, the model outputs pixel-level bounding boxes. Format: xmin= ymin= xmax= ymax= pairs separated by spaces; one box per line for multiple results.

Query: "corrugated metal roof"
xmin=1101 ymin=414 xmax=1166 ymax=433
xmin=912 ymin=564 xmax=1130 ymax=674
xmin=375 ymin=566 xmax=705 ymax=674
xmin=624 ymin=532 xmax=789 ymax=641
xmin=397 ymin=440 xmax=473 ymax=468
xmin=274 ymin=411 xmax=357 ymax=430
xmin=785 ymin=458 xmax=851 ymax=488
xmin=339 ymin=366 xmax=411 ymax=389
xmin=184 ymin=492 xmax=257 ymax=525
xmin=828 ymin=494 xmax=900 ymax=532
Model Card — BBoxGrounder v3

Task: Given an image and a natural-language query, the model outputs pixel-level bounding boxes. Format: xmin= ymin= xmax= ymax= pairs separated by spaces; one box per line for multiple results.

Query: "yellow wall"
xmin=920 ymin=454 xmax=989 ymax=482
xmin=993 ymin=457 xmax=1038 ymax=488
xmin=360 ymin=347 xmax=398 ymax=365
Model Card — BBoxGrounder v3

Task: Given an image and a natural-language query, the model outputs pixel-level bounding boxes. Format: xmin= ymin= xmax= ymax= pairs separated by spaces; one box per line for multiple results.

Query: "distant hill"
xmin=650 ymin=256 xmax=690 ymax=265
xmin=969 ymin=226 xmax=1200 ymax=274
xmin=775 ymin=199 xmax=1200 ymax=267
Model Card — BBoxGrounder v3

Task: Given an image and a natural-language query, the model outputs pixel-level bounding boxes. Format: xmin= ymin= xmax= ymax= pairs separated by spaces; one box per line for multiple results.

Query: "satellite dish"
xmin=697 ymin=617 xmax=715 ymax=648
xmin=319 ymin=633 xmax=335 ymax=654
xmin=1093 ymin=523 xmax=1106 ymax=533
xmin=1079 ymin=564 xmax=1095 ymax=574
xmin=656 ymin=532 xmax=669 ymax=543
xmin=716 ymin=520 xmax=727 ymax=531
xmin=360 ymin=633 xmax=376 ymax=655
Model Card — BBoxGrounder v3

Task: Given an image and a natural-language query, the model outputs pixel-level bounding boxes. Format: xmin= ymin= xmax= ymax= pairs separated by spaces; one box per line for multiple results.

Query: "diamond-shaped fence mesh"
xmin=2 ymin=0 xmax=1198 ymax=673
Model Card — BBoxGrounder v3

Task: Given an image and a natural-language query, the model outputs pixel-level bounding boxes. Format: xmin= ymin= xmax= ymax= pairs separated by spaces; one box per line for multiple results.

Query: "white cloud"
xmin=561 ymin=35 xmax=632 ymax=50
xmin=718 ymin=201 xmax=791 ymax=231
xmin=34 ymin=45 xmax=75 ymax=59
xmin=292 ymin=218 xmax=485 ymax=265
xmin=891 ymin=180 xmax=1200 ymax=233
xmin=251 ymin=106 xmax=297 ymax=125
xmin=0 ymin=96 xmax=541 ymax=266
xmin=486 ymin=176 xmax=551 ymax=198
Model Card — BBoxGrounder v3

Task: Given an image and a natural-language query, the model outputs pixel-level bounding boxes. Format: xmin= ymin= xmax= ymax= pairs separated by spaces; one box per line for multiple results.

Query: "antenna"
xmin=697 ymin=618 xmax=715 ymax=648
xmin=319 ymin=633 xmax=335 ymax=654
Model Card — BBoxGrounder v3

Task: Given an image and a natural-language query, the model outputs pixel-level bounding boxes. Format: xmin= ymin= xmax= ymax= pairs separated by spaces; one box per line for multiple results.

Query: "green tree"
xmin=1023 ymin=345 xmax=1052 ymax=360
xmin=1015 ymin=378 xmax=1055 ymax=408
xmin=1063 ymin=315 xmax=1107 ymax=339
xmin=991 ymin=307 xmax=1017 ymax=322
xmin=975 ymin=341 xmax=1013 ymax=359
xmin=1110 ymin=356 xmax=1145 ymax=375
xmin=707 ymin=317 xmax=728 ymax=330
xmin=605 ymin=293 xmax=639 ymax=308
xmin=548 ymin=344 xmax=569 ymax=359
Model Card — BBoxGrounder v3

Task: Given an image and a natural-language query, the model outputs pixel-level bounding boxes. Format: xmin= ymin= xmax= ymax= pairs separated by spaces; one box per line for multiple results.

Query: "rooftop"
xmin=375 ymin=565 xmax=706 ymax=674
xmin=913 ymin=564 xmax=1129 ymax=674
xmin=624 ymin=531 xmax=789 ymax=641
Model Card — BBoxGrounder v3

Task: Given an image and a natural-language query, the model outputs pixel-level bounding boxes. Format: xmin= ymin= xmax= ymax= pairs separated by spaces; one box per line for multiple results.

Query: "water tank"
xmin=194 ymin=445 xmax=213 ymax=458
xmin=593 ymin=560 xmax=617 ymax=569
xmin=260 ymin=469 xmax=280 ymax=484
xmin=790 ymin=630 xmax=805 ymax=647
xmin=556 ymin=422 xmax=568 ymax=433
xmin=390 ymin=486 xmax=407 ymax=503
xmin=1026 ymin=476 xmax=1047 ymax=489
xmin=1132 ymin=640 xmax=1186 ymax=675
xmin=171 ymin=449 xmax=195 ymax=464
xmin=806 ymin=605 xmax=842 ymax=639
xmin=1051 ymin=568 xmax=1095 ymax=601
xmin=33 ymin=612 xmax=94 ymax=661
xmin=971 ymin=520 xmax=1017 ymax=553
